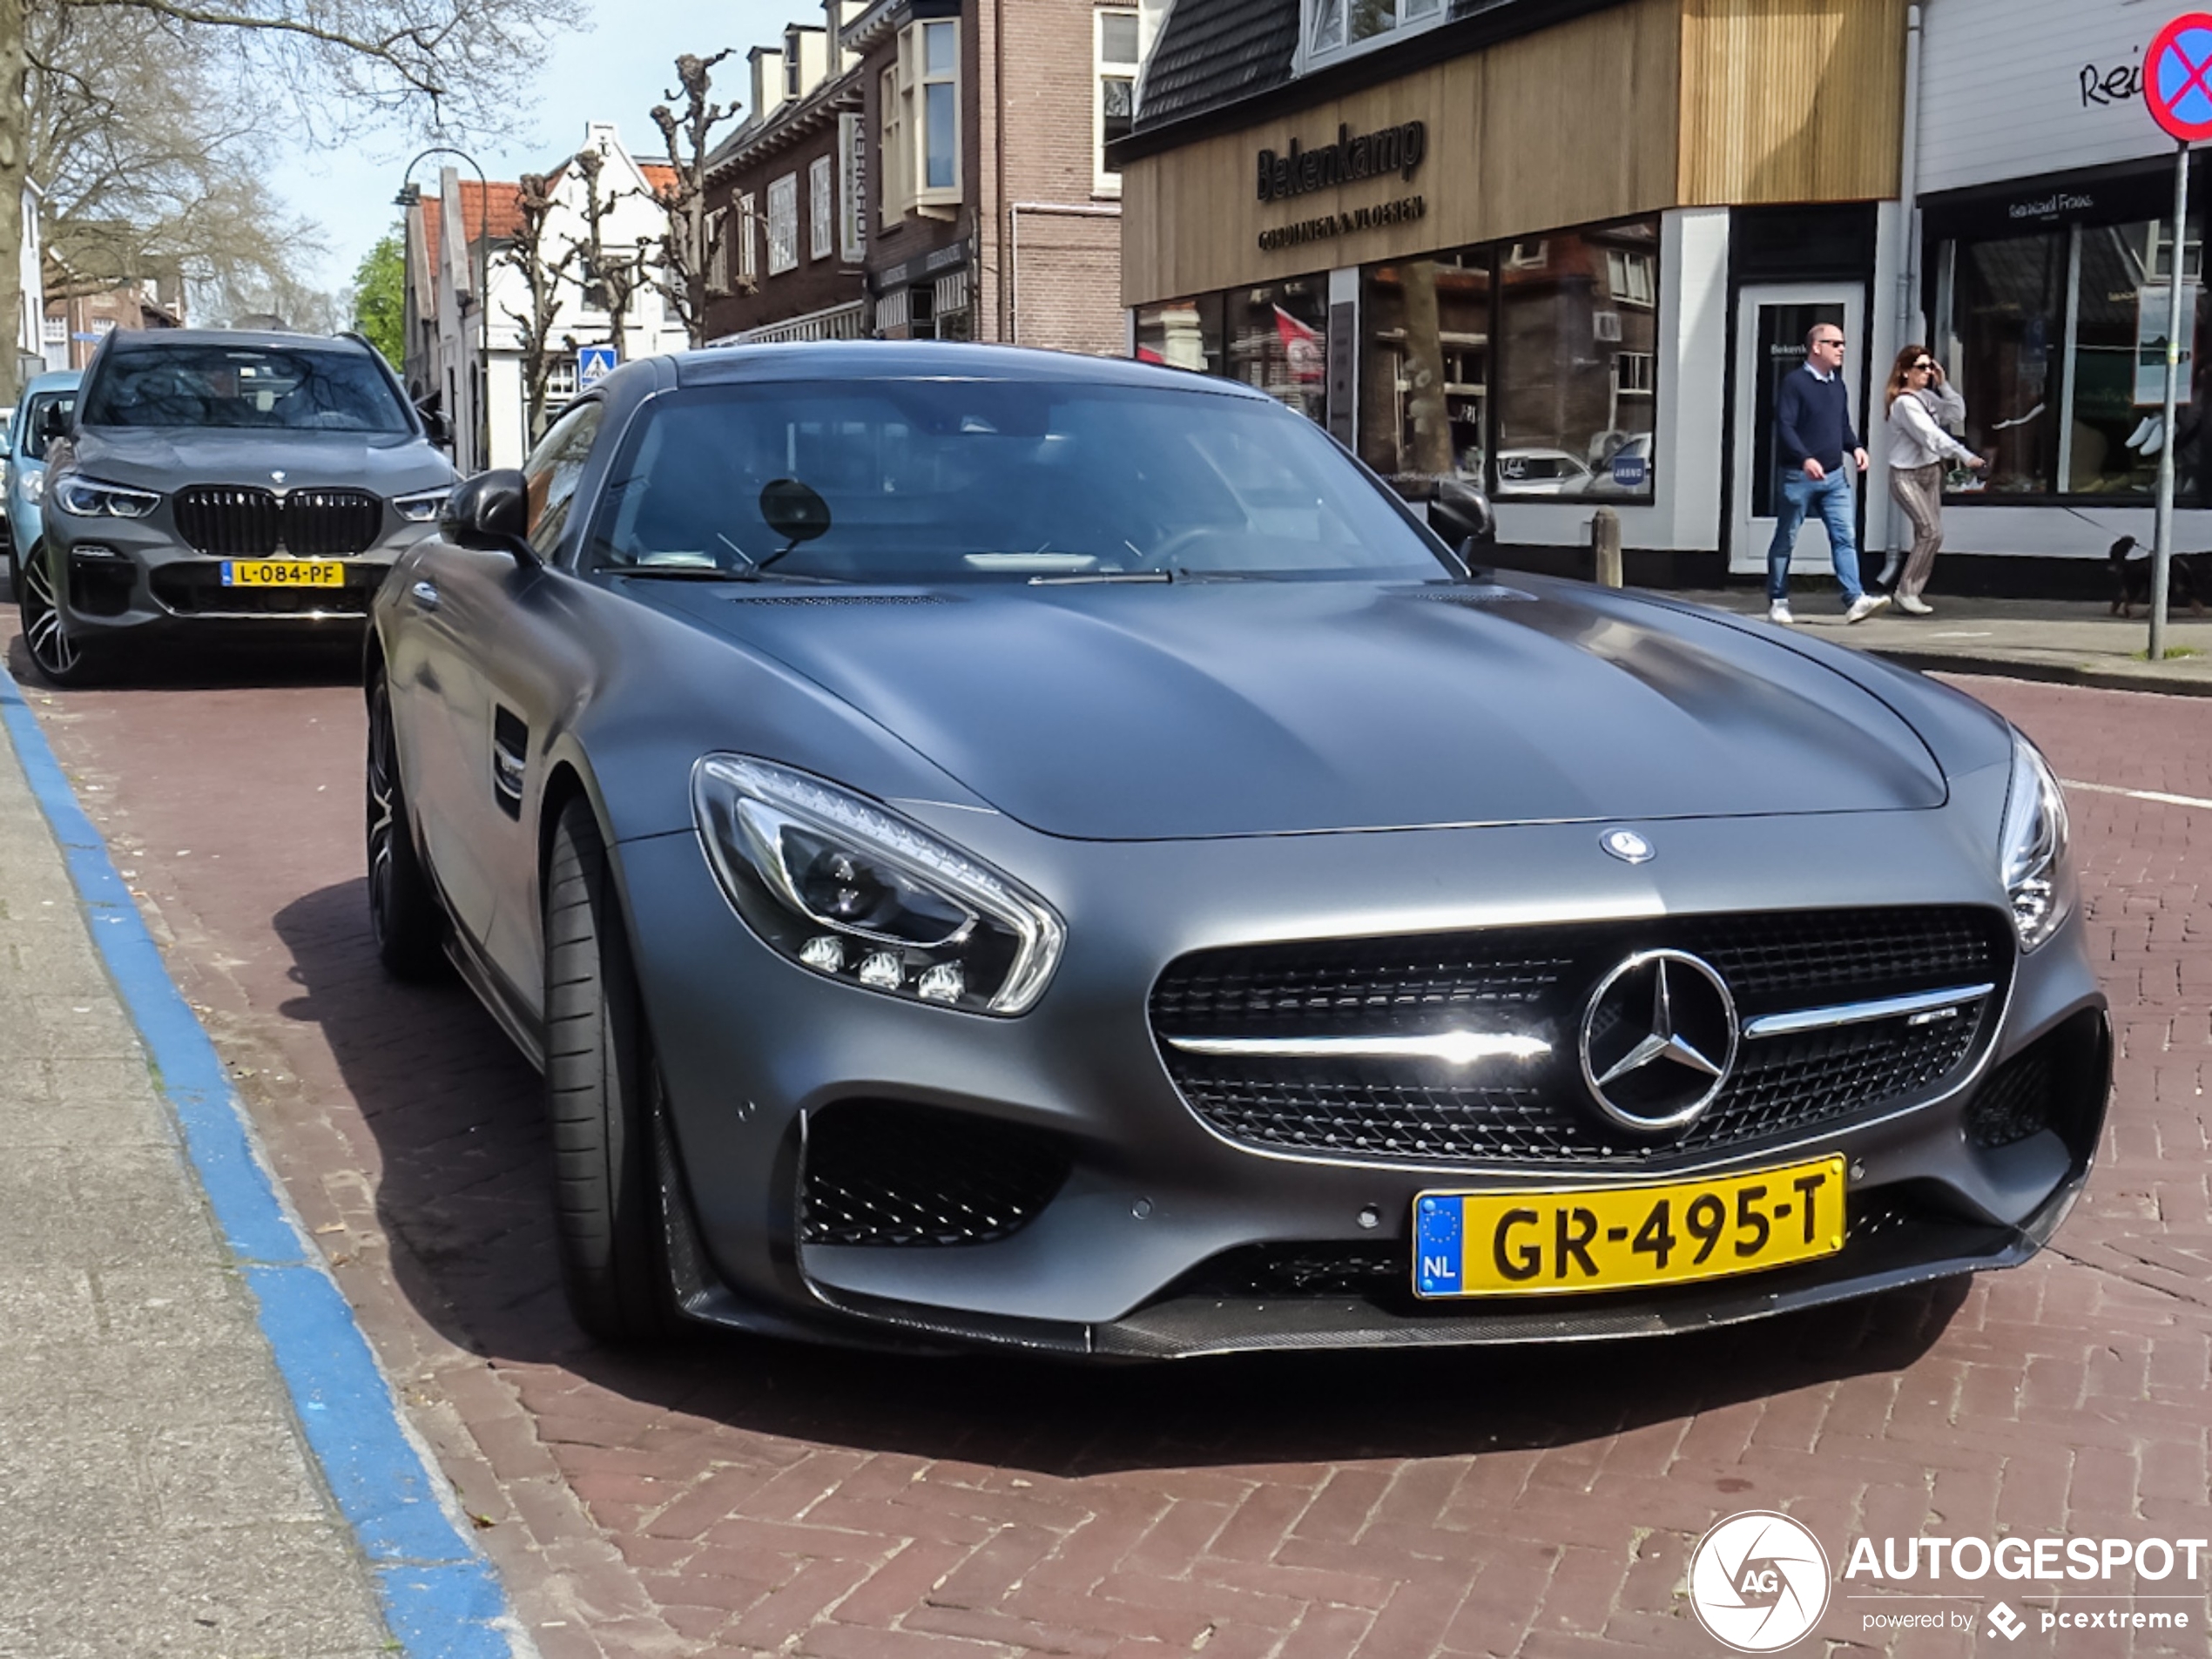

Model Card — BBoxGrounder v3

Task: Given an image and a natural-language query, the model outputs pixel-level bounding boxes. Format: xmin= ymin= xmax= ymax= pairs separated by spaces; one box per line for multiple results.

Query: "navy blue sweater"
xmin=1775 ymin=368 xmax=1859 ymax=472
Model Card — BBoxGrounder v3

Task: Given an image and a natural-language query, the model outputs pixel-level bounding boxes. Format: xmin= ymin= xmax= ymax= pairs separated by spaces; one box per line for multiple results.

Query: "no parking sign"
xmin=2145 ymin=13 xmax=2212 ymax=143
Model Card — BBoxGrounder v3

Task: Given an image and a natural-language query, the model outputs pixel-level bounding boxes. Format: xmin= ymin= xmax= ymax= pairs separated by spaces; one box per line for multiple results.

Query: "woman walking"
xmin=1884 ymin=346 xmax=1985 ymax=614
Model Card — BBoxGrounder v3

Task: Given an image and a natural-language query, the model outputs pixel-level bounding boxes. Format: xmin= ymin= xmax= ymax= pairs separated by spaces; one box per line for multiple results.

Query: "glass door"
xmin=1731 ymin=284 xmax=1865 ymax=577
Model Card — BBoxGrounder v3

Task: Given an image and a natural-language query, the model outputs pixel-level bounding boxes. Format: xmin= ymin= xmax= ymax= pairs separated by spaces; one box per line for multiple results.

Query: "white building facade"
xmin=1910 ymin=0 xmax=2212 ymax=571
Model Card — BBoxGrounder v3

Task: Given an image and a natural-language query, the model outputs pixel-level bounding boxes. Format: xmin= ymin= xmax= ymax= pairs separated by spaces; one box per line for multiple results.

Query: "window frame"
xmin=738 ymin=191 xmax=759 ymax=287
xmin=878 ymin=64 xmax=906 ymax=228
xmin=1298 ymin=0 xmax=1447 ymax=73
xmin=810 ymin=153 xmax=835 ymax=260
xmin=907 ymin=17 xmax=961 ymax=207
xmin=705 ymin=206 xmax=732 ymax=296
xmin=766 ymin=172 xmax=799 ymax=275
xmin=522 ymin=396 xmax=605 ymax=558
xmin=1095 ymin=7 xmax=1140 ymax=198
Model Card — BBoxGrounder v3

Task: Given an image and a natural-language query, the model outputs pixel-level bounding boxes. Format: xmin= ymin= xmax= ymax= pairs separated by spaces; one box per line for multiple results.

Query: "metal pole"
xmin=2153 ymin=138 xmax=2190 ymax=663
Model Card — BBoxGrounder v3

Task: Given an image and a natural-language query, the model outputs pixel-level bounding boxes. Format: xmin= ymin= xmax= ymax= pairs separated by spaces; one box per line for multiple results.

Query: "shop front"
xmin=1913 ymin=0 xmax=2212 ymax=581
xmin=1119 ymin=0 xmax=1911 ymax=585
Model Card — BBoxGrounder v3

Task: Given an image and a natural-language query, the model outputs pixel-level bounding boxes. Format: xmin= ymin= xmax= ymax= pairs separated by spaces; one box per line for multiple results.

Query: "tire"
xmin=19 ymin=542 xmax=103 ymax=686
xmin=365 ymin=673 xmax=447 ymax=980
xmin=543 ymin=797 xmax=678 ymax=1345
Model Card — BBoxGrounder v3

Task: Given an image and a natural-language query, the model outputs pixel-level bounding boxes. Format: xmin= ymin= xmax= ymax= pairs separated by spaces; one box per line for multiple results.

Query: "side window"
xmin=522 ymin=400 xmax=605 ymax=557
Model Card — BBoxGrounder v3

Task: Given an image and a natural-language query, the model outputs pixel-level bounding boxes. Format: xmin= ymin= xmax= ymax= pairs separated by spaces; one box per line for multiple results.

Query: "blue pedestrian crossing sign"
xmin=577 ymin=343 xmax=618 ymax=388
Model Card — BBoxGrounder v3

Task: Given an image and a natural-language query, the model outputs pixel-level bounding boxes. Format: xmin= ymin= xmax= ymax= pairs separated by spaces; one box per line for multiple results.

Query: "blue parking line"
xmin=0 ymin=664 xmax=519 ymax=1659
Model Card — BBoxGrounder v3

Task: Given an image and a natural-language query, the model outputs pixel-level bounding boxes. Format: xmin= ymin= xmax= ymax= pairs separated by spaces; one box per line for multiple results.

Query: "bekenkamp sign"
xmin=1255 ymin=119 xmax=1427 ymax=201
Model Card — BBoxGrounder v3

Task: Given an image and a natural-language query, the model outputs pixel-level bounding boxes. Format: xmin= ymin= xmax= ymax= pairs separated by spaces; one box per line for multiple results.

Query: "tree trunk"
xmin=0 ymin=0 xmax=29 ymax=398
xmin=1400 ymin=259 xmax=1455 ymax=481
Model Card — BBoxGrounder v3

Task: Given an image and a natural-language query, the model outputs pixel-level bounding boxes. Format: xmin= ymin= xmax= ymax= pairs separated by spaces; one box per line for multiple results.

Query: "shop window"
xmin=1096 ymin=10 xmax=1140 ymax=195
xmin=1356 ymin=252 xmax=1491 ymax=496
xmin=1135 ymin=293 xmax=1226 ymax=374
xmin=810 ymin=155 xmax=833 ymax=260
xmin=1946 ymin=233 xmax=2067 ymax=496
xmin=767 ymin=173 xmax=799 ymax=275
xmin=1305 ymin=0 xmax=1442 ymax=64
xmin=1494 ymin=218 xmax=1660 ymax=501
xmin=1225 ymin=275 xmax=1329 ymax=423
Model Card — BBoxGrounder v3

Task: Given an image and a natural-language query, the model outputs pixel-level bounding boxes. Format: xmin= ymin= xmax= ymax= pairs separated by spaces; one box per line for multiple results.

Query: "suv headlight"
xmin=53 ymin=475 xmax=158 ymax=518
xmin=20 ymin=467 xmax=41 ymax=503
xmin=393 ymin=485 xmax=453 ymax=523
xmin=691 ymin=755 xmax=1064 ymax=1015
xmin=2000 ymin=729 xmax=2072 ymax=952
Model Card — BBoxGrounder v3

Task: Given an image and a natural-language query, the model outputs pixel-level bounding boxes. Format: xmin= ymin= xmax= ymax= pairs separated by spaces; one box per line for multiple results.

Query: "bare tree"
xmin=500 ymin=170 xmax=578 ymax=445
xmin=0 ymin=0 xmax=582 ymax=392
xmin=564 ymin=145 xmax=645 ymax=354
xmin=649 ymin=49 xmax=738 ymax=348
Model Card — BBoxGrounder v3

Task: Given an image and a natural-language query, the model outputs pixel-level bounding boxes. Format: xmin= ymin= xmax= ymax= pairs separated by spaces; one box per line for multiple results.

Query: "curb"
xmin=1867 ymin=647 xmax=2212 ymax=698
xmin=0 ymin=664 xmax=527 ymax=1659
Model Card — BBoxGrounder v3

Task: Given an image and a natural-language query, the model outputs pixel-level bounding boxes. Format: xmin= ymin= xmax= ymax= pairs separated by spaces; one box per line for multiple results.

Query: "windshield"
xmin=81 ymin=346 xmax=411 ymax=433
xmin=587 ymin=380 xmax=1452 ymax=581
xmin=17 ymin=390 xmax=73 ymax=456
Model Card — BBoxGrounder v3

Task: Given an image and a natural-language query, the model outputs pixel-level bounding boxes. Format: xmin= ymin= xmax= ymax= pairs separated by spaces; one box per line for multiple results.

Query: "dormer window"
xmin=785 ymin=29 xmax=804 ymax=98
xmin=1305 ymin=0 xmax=1443 ymax=65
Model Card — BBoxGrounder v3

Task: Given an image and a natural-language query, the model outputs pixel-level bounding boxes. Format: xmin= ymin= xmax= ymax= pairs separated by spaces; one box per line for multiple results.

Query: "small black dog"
xmin=2107 ymin=536 xmax=2210 ymax=617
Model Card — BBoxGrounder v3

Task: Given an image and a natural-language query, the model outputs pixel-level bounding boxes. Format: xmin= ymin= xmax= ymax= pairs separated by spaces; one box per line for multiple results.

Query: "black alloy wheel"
xmin=19 ymin=542 xmax=99 ymax=686
xmin=543 ymin=796 xmax=680 ymax=1345
xmin=365 ymin=673 xmax=446 ymax=980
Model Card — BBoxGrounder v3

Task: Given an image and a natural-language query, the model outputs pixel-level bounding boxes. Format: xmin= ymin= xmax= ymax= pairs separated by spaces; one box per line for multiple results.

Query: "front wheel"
xmin=19 ymin=543 xmax=102 ymax=686
xmin=543 ymin=797 xmax=679 ymax=1345
xmin=365 ymin=672 xmax=446 ymax=980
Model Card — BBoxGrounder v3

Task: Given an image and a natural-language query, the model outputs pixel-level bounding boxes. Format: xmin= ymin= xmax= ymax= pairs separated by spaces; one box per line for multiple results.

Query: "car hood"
xmin=657 ymin=577 xmax=1946 ymax=840
xmin=69 ymin=426 xmax=455 ymax=494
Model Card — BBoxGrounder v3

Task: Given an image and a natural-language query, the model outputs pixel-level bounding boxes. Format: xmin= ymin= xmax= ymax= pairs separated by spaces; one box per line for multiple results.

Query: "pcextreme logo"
xmin=1688 ymin=1512 xmax=1831 ymax=1652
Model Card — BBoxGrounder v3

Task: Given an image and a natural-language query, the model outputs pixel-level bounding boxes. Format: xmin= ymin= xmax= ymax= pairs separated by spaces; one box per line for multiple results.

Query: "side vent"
xmin=490 ymin=707 xmax=527 ymax=820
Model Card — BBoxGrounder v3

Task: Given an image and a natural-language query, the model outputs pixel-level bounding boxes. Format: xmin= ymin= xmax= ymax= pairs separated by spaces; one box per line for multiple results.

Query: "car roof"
xmin=668 ymin=340 xmax=1278 ymax=400
xmin=21 ymin=369 xmax=80 ymax=395
xmin=97 ymin=327 xmax=373 ymax=354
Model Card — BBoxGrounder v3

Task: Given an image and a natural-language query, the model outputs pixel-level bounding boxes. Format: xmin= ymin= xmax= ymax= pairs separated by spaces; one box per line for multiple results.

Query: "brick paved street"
xmin=5 ymin=618 xmax=2207 ymax=1658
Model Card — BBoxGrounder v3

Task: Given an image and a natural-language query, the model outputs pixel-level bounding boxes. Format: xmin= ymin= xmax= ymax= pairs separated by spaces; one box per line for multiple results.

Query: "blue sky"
xmin=268 ymin=0 xmax=797 ymax=295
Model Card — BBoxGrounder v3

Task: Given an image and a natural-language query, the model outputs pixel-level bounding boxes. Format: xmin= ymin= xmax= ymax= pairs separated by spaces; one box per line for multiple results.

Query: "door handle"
xmin=409 ymin=580 xmax=440 ymax=610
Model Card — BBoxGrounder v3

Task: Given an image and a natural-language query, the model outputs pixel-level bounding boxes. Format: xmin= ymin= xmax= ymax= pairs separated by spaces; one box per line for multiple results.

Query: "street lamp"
xmin=395 ymin=145 xmax=491 ymax=470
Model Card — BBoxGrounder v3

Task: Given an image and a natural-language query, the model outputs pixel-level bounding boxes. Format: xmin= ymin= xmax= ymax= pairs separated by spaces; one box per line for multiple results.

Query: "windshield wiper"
xmin=1028 ymin=570 xmax=1172 ymax=585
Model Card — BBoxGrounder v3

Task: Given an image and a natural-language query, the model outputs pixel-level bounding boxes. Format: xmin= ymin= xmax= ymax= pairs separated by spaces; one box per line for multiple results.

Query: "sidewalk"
xmin=0 ymin=668 xmax=517 ymax=1657
xmin=1670 ymin=587 xmax=2212 ymax=696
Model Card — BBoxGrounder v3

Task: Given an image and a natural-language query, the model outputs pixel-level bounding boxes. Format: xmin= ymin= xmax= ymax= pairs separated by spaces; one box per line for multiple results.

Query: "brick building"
xmin=700 ymin=0 xmax=1160 ymax=351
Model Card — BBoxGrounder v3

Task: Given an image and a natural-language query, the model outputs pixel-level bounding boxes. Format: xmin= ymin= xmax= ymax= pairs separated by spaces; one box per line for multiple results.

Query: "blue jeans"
xmin=1767 ymin=468 xmax=1864 ymax=604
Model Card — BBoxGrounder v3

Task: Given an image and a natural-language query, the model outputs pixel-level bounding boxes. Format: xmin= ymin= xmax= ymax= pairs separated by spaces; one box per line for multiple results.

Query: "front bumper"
xmin=44 ymin=511 xmax=433 ymax=638
xmin=613 ymin=783 xmax=2114 ymax=1359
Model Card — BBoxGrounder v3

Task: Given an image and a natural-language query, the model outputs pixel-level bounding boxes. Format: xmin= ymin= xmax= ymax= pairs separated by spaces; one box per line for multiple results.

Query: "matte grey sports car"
xmin=27 ymin=328 xmax=455 ymax=685
xmin=368 ymin=342 xmax=2110 ymax=1357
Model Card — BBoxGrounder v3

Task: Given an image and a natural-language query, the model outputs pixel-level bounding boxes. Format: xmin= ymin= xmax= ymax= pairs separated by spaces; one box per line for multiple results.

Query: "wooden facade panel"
xmin=1122 ymin=0 xmax=1680 ymax=306
xmin=1677 ymin=0 xmax=1906 ymax=205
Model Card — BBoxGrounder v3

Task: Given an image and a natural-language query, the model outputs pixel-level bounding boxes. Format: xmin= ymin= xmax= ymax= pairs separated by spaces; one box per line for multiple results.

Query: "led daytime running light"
xmin=1999 ymin=730 xmax=2071 ymax=952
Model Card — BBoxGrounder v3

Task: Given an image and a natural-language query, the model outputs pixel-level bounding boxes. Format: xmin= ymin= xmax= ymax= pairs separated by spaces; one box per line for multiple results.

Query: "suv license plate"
xmin=1413 ymin=1154 xmax=1846 ymax=1298
xmin=221 ymin=559 xmax=344 ymax=588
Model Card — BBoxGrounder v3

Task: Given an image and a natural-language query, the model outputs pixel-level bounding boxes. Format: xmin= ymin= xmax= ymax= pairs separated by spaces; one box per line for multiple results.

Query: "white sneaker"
xmin=1844 ymin=593 xmax=1892 ymax=624
xmin=1767 ymin=601 xmax=1794 ymax=625
xmin=1895 ymin=593 xmax=1933 ymax=616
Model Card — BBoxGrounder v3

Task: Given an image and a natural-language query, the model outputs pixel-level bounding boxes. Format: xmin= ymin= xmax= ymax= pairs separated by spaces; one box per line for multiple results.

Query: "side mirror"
xmin=416 ymin=402 xmax=451 ymax=447
xmin=1428 ymin=477 xmax=1496 ymax=549
xmin=34 ymin=402 xmax=70 ymax=450
xmin=440 ymin=469 xmax=535 ymax=564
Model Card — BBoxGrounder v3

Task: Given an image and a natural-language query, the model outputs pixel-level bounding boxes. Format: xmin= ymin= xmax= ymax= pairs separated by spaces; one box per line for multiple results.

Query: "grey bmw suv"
xmin=23 ymin=328 xmax=456 ymax=684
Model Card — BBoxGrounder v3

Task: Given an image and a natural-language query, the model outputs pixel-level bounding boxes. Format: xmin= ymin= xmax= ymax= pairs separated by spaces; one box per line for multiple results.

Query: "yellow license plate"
xmin=1413 ymin=1154 xmax=1846 ymax=1298
xmin=220 ymin=559 xmax=344 ymax=588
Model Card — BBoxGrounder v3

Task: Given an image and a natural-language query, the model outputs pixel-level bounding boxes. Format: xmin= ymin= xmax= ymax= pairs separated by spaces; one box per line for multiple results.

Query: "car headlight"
xmin=691 ymin=754 xmax=1064 ymax=1015
xmin=20 ymin=468 xmax=40 ymax=503
xmin=53 ymin=475 xmax=158 ymax=518
xmin=393 ymin=485 xmax=453 ymax=523
xmin=1999 ymin=728 xmax=2072 ymax=952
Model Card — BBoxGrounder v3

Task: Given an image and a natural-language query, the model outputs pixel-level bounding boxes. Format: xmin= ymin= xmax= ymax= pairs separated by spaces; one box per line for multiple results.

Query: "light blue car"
xmin=5 ymin=369 xmax=82 ymax=598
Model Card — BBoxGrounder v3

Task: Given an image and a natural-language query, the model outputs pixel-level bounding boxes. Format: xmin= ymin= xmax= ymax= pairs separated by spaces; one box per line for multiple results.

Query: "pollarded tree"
xmin=649 ymin=50 xmax=738 ymax=349
xmin=500 ymin=172 xmax=580 ymax=445
xmin=0 ymin=0 xmax=582 ymax=394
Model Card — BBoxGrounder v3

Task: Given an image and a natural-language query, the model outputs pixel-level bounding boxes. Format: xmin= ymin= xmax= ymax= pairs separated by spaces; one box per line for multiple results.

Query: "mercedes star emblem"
xmin=1578 ymin=949 xmax=1738 ymax=1132
xmin=1601 ymin=827 xmax=1654 ymax=864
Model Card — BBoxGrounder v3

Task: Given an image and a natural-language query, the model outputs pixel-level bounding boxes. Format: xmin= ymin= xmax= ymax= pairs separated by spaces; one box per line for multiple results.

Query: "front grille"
xmin=148 ymin=563 xmax=374 ymax=616
xmin=799 ymin=1101 xmax=1070 ymax=1246
xmin=173 ymin=486 xmax=383 ymax=556
xmin=1151 ymin=907 xmax=2011 ymax=1168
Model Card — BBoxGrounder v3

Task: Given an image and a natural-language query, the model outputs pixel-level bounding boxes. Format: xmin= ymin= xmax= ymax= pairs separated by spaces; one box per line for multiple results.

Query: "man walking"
xmin=1768 ymin=323 xmax=1887 ymax=625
